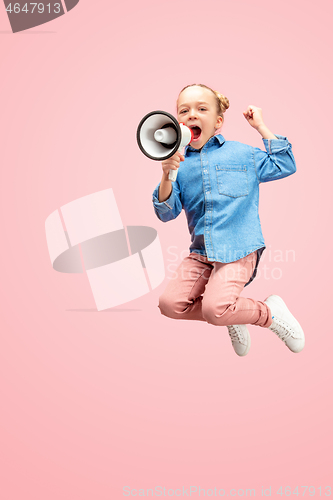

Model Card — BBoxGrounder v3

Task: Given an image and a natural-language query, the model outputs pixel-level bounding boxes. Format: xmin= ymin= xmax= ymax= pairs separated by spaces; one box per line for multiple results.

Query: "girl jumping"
xmin=152 ymin=83 xmax=304 ymax=356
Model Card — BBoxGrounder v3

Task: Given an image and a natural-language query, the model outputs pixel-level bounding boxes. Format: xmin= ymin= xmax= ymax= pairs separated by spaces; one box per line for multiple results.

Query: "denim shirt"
xmin=152 ymin=133 xmax=296 ymax=284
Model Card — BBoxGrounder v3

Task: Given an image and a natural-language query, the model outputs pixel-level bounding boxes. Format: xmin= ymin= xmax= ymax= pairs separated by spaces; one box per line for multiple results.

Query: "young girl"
xmin=152 ymin=84 xmax=304 ymax=356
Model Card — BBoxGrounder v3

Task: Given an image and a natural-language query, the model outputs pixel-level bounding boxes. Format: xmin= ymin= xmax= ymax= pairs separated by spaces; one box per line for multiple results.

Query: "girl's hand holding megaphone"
xmin=161 ymin=152 xmax=185 ymax=180
xmin=158 ymin=152 xmax=185 ymax=202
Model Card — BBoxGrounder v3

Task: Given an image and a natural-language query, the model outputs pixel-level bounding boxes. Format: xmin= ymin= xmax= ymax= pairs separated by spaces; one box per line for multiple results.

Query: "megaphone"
xmin=137 ymin=111 xmax=193 ymax=181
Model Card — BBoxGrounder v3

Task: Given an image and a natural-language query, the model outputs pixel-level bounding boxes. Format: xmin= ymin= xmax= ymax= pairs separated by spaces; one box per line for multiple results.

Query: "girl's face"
xmin=177 ymin=86 xmax=223 ymax=150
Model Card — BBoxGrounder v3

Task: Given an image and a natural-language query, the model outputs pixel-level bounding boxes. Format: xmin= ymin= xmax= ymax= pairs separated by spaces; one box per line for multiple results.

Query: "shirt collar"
xmin=184 ymin=134 xmax=226 ymax=155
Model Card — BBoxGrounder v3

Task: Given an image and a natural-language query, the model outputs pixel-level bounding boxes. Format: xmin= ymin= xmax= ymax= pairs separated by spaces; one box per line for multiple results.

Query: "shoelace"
xmin=270 ymin=318 xmax=293 ymax=342
xmin=227 ymin=326 xmax=243 ymax=343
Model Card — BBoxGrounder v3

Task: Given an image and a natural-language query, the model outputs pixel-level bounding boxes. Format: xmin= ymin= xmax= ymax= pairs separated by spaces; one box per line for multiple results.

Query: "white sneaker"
xmin=264 ymin=295 xmax=305 ymax=353
xmin=227 ymin=325 xmax=251 ymax=356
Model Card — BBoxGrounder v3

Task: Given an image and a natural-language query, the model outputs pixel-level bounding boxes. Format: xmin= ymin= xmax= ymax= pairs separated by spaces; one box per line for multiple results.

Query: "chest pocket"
xmin=215 ymin=164 xmax=248 ymax=198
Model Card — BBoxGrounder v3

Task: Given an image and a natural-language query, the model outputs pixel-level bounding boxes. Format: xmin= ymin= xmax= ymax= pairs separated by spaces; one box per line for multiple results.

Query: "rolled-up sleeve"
xmin=254 ymin=134 xmax=297 ymax=183
xmin=152 ymin=181 xmax=183 ymax=222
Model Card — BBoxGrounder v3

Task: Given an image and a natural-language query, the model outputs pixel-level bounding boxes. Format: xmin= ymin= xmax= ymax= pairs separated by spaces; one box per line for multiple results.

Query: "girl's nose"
xmin=189 ymin=109 xmax=197 ymax=118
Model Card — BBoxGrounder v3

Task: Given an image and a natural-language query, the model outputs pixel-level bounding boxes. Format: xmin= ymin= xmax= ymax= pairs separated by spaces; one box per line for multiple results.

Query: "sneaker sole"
xmin=265 ymin=295 xmax=305 ymax=353
xmin=240 ymin=333 xmax=251 ymax=356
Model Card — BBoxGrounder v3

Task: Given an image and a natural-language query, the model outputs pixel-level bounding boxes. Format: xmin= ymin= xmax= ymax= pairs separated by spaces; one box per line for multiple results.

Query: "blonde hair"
xmin=178 ymin=83 xmax=230 ymax=120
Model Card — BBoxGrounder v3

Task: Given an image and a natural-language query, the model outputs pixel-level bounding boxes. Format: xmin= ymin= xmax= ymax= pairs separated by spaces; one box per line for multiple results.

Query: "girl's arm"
xmin=253 ymin=134 xmax=296 ymax=182
xmin=158 ymin=173 xmax=173 ymax=203
xmin=152 ymin=180 xmax=183 ymax=222
xmin=256 ymin=124 xmax=278 ymax=140
xmin=243 ymin=105 xmax=296 ymax=182
xmin=152 ymin=152 xmax=184 ymax=222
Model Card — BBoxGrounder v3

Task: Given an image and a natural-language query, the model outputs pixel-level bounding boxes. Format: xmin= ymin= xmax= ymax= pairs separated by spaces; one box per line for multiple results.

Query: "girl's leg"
xmin=158 ymin=253 xmax=213 ymax=321
xmin=202 ymin=252 xmax=272 ymax=328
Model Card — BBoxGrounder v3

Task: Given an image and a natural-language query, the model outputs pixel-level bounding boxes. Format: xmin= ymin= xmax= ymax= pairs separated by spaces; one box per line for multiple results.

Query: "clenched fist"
xmin=243 ymin=105 xmax=265 ymax=131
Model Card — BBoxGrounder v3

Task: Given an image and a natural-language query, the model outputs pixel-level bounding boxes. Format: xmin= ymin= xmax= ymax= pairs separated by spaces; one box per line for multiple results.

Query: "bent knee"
xmin=202 ymin=302 xmax=233 ymax=326
xmin=158 ymin=294 xmax=182 ymax=319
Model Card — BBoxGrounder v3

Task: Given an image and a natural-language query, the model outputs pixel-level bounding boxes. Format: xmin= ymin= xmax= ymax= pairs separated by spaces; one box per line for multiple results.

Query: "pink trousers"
xmin=158 ymin=251 xmax=272 ymax=328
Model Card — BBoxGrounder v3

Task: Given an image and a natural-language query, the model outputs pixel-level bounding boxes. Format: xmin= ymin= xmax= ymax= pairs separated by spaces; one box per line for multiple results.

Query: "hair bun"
xmin=215 ymin=91 xmax=230 ymax=112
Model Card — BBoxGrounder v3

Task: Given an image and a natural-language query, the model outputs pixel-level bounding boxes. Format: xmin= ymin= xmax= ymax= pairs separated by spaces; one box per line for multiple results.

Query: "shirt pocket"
xmin=215 ymin=164 xmax=248 ymax=198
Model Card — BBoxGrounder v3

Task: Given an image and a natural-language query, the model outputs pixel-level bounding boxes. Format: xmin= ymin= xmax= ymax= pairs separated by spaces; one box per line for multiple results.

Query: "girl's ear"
xmin=215 ymin=115 xmax=224 ymax=129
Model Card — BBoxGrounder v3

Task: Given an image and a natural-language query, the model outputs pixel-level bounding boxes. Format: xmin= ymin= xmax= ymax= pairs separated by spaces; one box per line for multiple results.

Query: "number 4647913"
xmin=5 ymin=3 xmax=61 ymax=14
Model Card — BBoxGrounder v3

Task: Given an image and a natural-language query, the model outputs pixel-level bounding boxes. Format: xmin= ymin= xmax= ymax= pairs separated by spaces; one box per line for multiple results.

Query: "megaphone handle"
xmin=168 ymin=169 xmax=177 ymax=182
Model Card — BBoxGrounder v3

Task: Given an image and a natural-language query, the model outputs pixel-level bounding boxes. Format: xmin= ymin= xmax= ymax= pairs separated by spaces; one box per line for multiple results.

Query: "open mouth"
xmin=189 ymin=126 xmax=202 ymax=141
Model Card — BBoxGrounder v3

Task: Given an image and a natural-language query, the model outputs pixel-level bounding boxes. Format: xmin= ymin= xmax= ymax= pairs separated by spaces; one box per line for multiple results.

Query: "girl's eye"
xmin=199 ymin=108 xmax=207 ymax=111
xmin=180 ymin=109 xmax=188 ymax=114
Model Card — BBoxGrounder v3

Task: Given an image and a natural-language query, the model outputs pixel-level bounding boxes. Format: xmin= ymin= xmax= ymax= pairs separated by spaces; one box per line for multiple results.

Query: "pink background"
xmin=0 ymin=0 xmax=332 ymax=498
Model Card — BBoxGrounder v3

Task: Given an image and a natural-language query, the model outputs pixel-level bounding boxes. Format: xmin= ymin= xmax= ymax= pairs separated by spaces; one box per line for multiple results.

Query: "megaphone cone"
xmin=137 ymin=110 xmax=193 ymax=181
